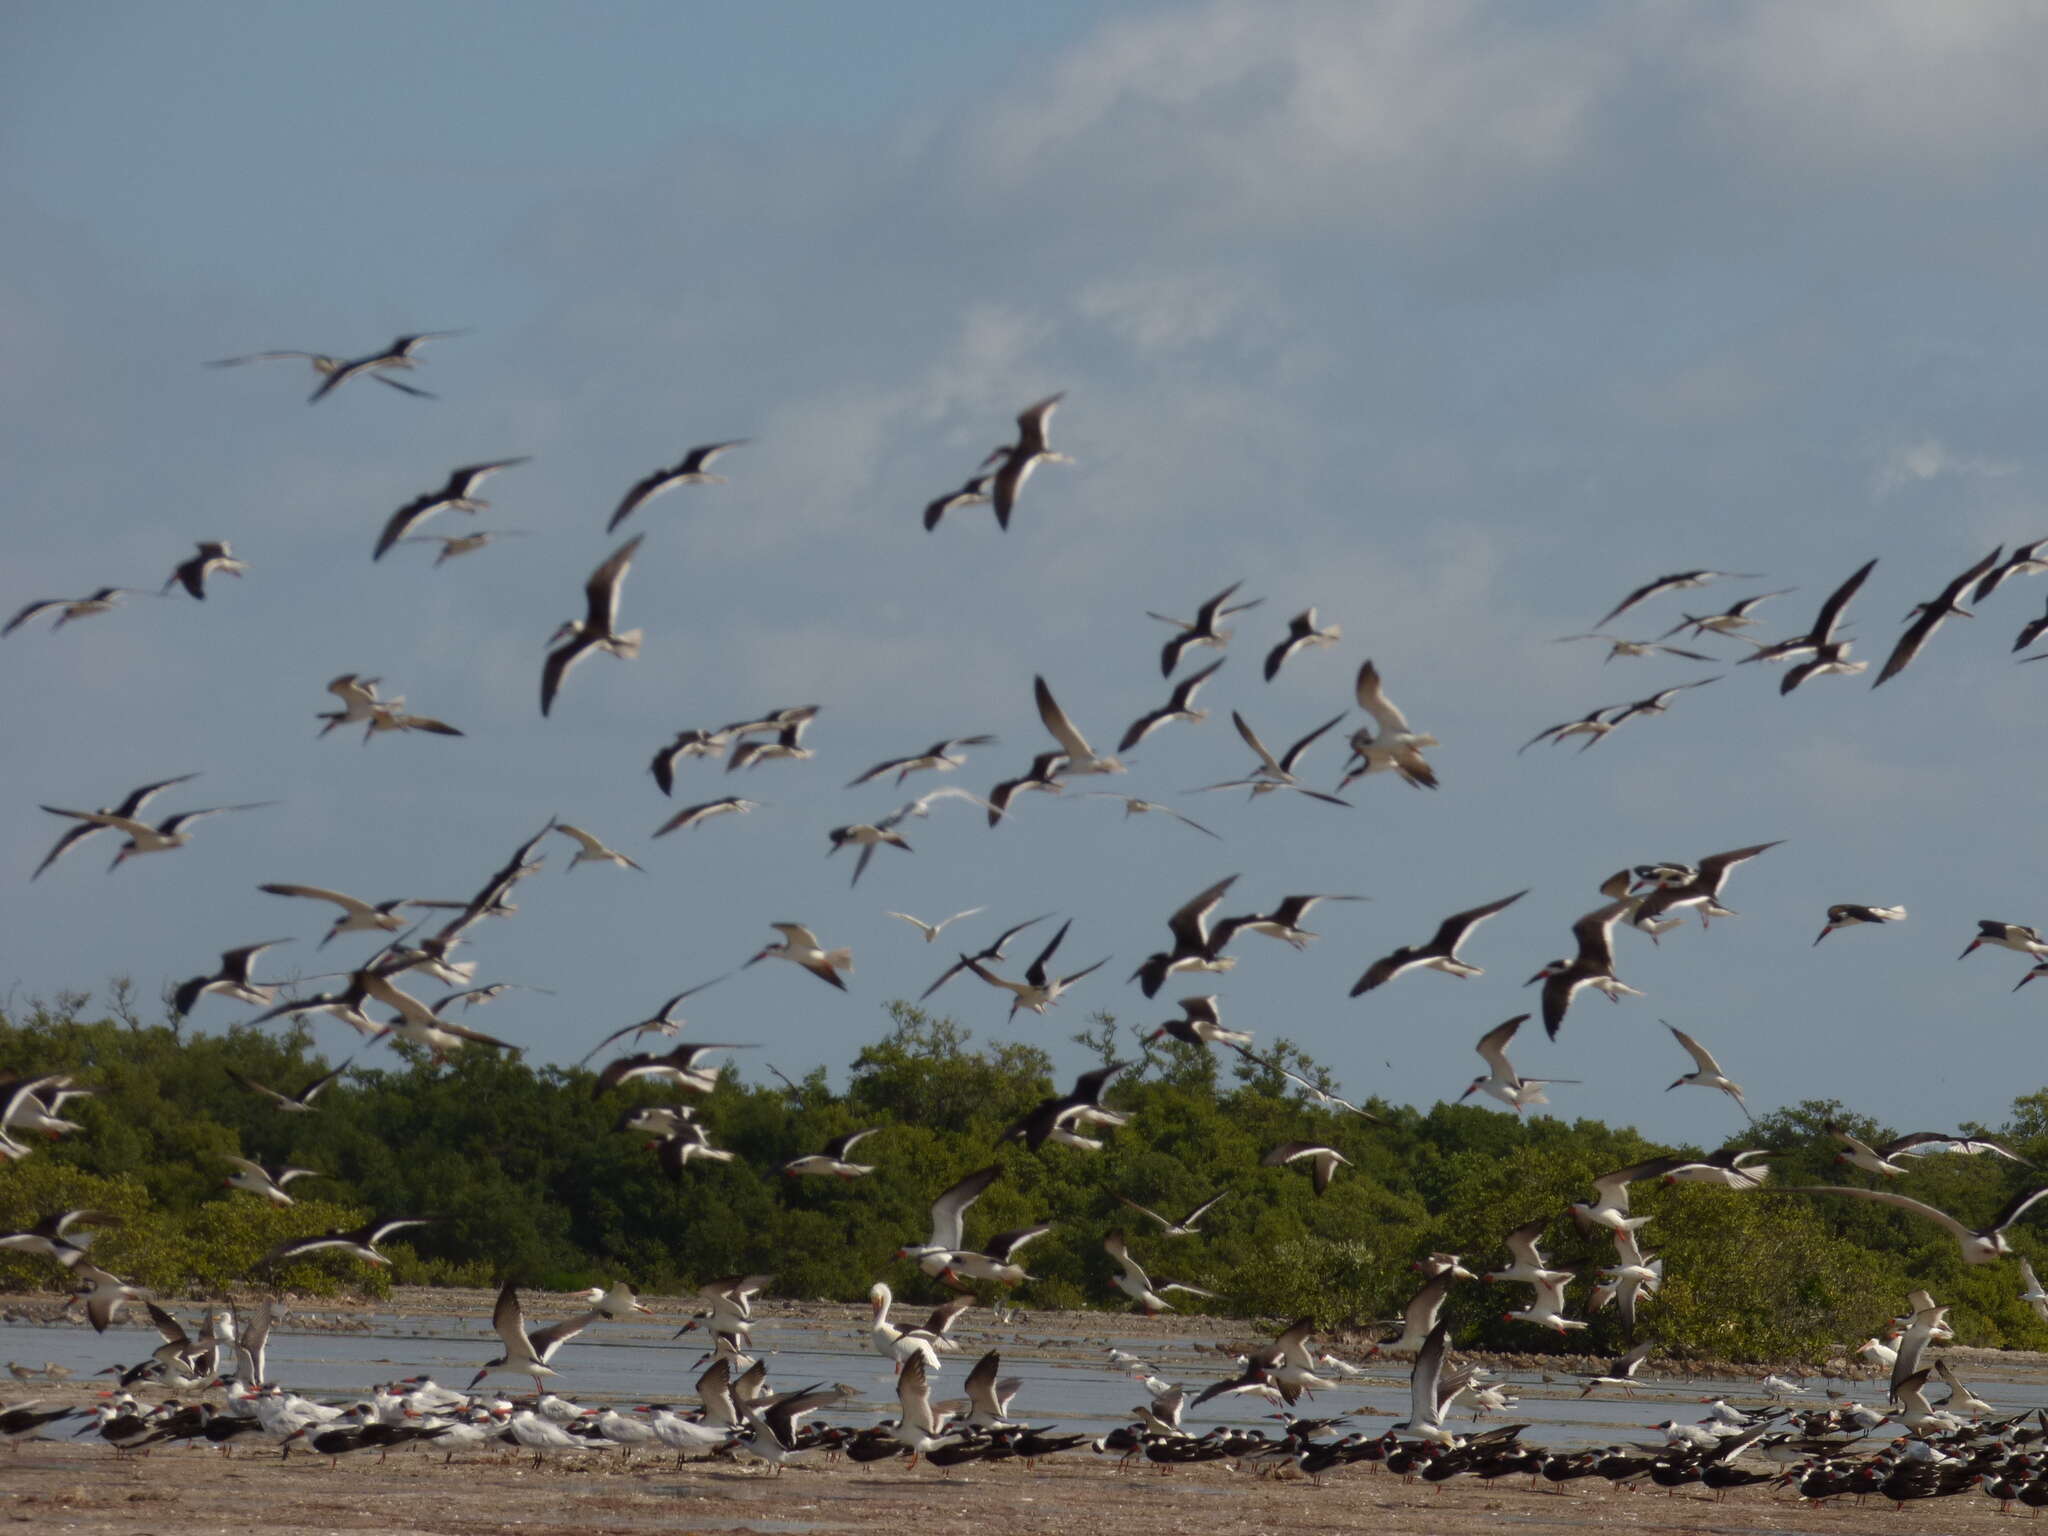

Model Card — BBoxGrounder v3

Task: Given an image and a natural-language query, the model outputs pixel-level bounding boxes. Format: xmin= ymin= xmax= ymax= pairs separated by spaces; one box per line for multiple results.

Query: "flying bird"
xmin=1784 ymin=1185 xmax=2048 ymax=1264
xmin=541 ymin=534 xmax=645 ymax=717
xmin=398 ymin=529 xmax=528 ymax=565
xmin=1814 ymin=904 xmax=1907 ymax=945
xmin=1196 ymin=710 xmax=1350 ymax=805
xmin=607 ymin=441 xmax=749 ymax=531
xmin=887 ymin=907 xmax=986 ymax=943
xmin=225 ymin=1061 xmax=350 ymax=1114
xmin=1873 ymin=545 xmax=2005 ymax=687
xmin=1337 ymin=661 xmax=1438 ymax=791
xmin=573 ymin=976 xmax=729 ymax=1065
xmin=1663 ymin=1022 xmax=1751 ymax=1118
xmin=1350 ymin=889 xmax=1527 ymax=995
xmin=30 ymin=772 xmax=198 ymax=880
xmin=1076 ymin=792 xmax=1219 ymax=839
xmin=260 ymin=1217 xmax=432 ymax=1268
xmin=206 ymin=348 xmax=436 ymax=397
xmin=1131 ymin=875 xmax=1240 ymax=997
xmin=1460 ymin=1015 xmax=1577 ymax=1113
xmin=1263 ymin=1142 xmax=1351 ymax=1197
xmin=1033 ymin=675 xmax=1123 ymax=775
xmin=40 ymin=800 xmax=273 ymax=870
xmin=1592 ymin=570 xmax=1762 ymax=631
xmin=745 ymin=923 xmax=852 ymax=990
xmin=921 ymin=471 xmax=994 ymax=533
xmin=170 ymin=940 xmax=292 ymax=1018
xmin=1147 ymin=580 xmax=1262 ymax=677
xmin=919 ymin=912 xmax=1051 ymax=1002
xmin=4 ymin=587 xmax=150 ymax=637
xmin=1119 ymin=658 xmax=1225 ymax=752
xmin=373 ymin=458 xmax=529 ymax=561
xmin=847 ymin=735 xmax=996 ymax=788
xmin=163 ymin=541 xmax=247 ymax=600
xmin=651 ymin=796 xmax=761 ymax=839
xmin=307 ymin=330 xmax=465 ymax=403
xmin=1264 ymin=608 xmax=1341 ymax=681
xmin=964 ymin=918 xmax=1106 ymax=1019
xmin=1553 ymin=634 xmax=1714 ymax=663
xmin=1526 ymin=899 xmax=1643 ymax=1038
xmin=988 ymin=393 xmax=1070 ymax=530
xmin=552 ymin=823 xmax=645 ymax=872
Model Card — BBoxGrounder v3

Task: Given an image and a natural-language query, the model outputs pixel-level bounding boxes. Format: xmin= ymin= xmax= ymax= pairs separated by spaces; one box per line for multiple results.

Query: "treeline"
xmin=4 ymin=985 xmax=2047 ymax=1364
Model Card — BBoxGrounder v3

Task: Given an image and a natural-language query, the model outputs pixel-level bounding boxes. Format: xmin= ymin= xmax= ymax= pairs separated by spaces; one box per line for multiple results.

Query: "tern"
xmin=1350 ymin=889 xmax=1527 ymax=995
xmin=780 ymin=1128 xmax=881 ymax=1179
xmin=206 ymin=348 xmax=435 ymax=397
xmin=1633 ymin=841 xmax=1781 ymax=928
xmin=1526 ymin=899 xmax=1643 ymax=1038
xmin=1337 ymin=661 xmax=1439 ymax=791
xmin=221 ymin=1157 xmax=323 ymax=1207
xmin=1460 ymin=1016 xmax=1577 ymax=1113
xmin=920 ymin=911 xmax=1051 ymax=1001
xmin=1554 ymin=634 xmax=1714 ymax=663
xmin=1814 ymin=904 xmax=1907 ymax=944
xmin=307 ymin=330 xmax=465 ymax=402
xmin=4 ymin=587 xmax=151 ymax=637
xmin=1663 ymin=1022 xmax=1751 ymax=1117
xmin=745 ymin=922 xmax=851 ymax=990
xmin=170 ymin=939 xmax=292 ymax=1017
xmin=372 ymin=458 xmax=529 ymax=560
xmin=41 ymin=799 xmax=273 ymax=870
xmin=1131 ymin=874 xmax=1241 ymax=996
xmin=1146 ymin=995 xmax=1252 ymax=1050
xmin=608 ymin=440 xmax=749 ymax=531
xmin=1197 ymin=710 xmax=1350 ymax=805
xmin=652 ymin=796 xmax=761 ymax=838
xmin=1147 ymin=580 xmax=1262 ymax=677
xmin=964 ymin=918 xmax=1107 ymax=1019
xmin=1104 ymin=1229 xmax=1216 ymax=1315
xmin=1116 ymin=1189 xmax=1228 ymax=1238
xmin=1593 ymin=570 xmax=1762 ymax=631
xmin=30 ymin=772 xmax=199 ymax=879
xmin=259 ymin=1216 xmax=432 ymax=1269
xmin=1118 ymin=658 xmax=1225 ymax=751
xmin=398 ymin=529 xmax=528 ymax=565
xmin=471 ymin=1283 xmax=599 ymax=1391
xmin=1033 ymin=674 xmax=1123 ymax=775
xmin=1076 ymin=792 xmax=1219 ymax=839
xmin=1874 ymin=545 xmax=2004 ymax=687
xmin=988 ymin=393 xmax=1070 ymax=530
xmin=1262 ymin=1141 xmax=1351 ymax=1197
xmin=540 ymin=534 xmax=645 ymax=717
xmin=552 ymin=823 xmax=644 ymax=872
xmin=163 ymin=541 xmax=247 ymax=600
xmin=1264 ymin=608 xmax=1342 ymax=681
xmin=921 ymin=471 xmax=994 ymax=532
xmin=1784 ymin=1186 xmax=2048 ymax=1263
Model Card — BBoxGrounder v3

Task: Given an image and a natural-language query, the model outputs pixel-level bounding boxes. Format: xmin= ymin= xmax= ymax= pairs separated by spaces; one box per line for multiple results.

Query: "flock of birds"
xmin=11 ymin=327 xmax=2048 ymax=1504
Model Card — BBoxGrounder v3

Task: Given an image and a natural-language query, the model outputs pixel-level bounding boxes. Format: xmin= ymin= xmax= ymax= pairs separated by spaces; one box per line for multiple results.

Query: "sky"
xmin=7 ymin=1 xmax=2048 ymax=1152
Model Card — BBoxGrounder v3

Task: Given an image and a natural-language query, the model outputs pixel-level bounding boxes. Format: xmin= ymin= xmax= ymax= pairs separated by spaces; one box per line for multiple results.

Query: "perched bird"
xmin=608 ymin=440 xmax=749 ymax=531
xmin=307 ymin=330 xmax=465 ymax=403
xmin=372 ymin=458 xmax=529 ymax=560
xmin=1147 ymin=580 xmax=1262 ymax=677
xmin=1814 ymin=904 xmax=1907 ymax=945
xmin=541 ymin=534 xmax=646 ymax=716
xmin=1264 ymin=608 xmax=1342 ymax=681
xmin=1351 ymin=889 xmax=1527 ymax=995
xmin=163 ymin=541 xmax=247 ymax=600
xmin=987 ymin=393 xmax=1070 ymax=530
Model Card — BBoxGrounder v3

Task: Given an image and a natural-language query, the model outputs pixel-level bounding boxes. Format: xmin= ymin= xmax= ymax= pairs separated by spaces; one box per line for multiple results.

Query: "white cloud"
xmin=1872 ymin=436 xmax=2018 ymax=498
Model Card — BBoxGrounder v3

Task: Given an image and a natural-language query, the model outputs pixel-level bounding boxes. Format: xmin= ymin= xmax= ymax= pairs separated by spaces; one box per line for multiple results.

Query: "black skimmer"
xmin=540 ymin=534 xmax=646 ymax=717
xmin=780 ymin=1128 xmax=881 ymax=1178
xmin=1502 ymin=1274 xmax=1584 ymax=1334
xmin=747 ymin=1382 xmax=847 ymax=1473
xmin=163 ymin=540 xmax=246 ymax=600
xmin=206 ymin=348 xmax=436 ymax=397
xmin=68 ymin=1262 xmax=149 ymax=1332
xmin=372 ymin=458 xmax=529 ymax=560
xmin=307 ymin=330 xmax=465 ymax=402
xmin=825 ymin=817 xmax=913 ymax=888
xmin=1592 ymin=570 xmax=1762 ymax=631
xmin=471 ymin=1283 xmax=599 ymax=1391
xmin=1337 ymin=661 xmax=1439 ymax=790
xmin=1576 ymin=1341 xmax=1657 ymax=1397
xmin=886 ymin=906 xmax=986 ymax=943
xmin=919 ymin=911 xmax=1051 ymax=1000
xmin=1741 ymin=557 xmax=1876 ymax=678
xmin=943 ymin=1227 xmax=1052 ymax=1286
xmin=1004 ymin=1062 xmax=1129 ymax=1150
xmin=847 ymin=735 xmax=996 ymax=788
xmin=4 ymin=586 xmax=151 ymax=637
xmin=649 ymin=728 xmax=734 ymax=794
xmin=1118 ymin=657 xmax=1224 ymax=751
xmin=1262 ymin=1141 xmax=1350 ymax=1196
xmin=30 ymin=772 xmax=199 ymax=880
xmin=651 ymin=795 xmax=761 ymax=838
xmin=1075 ymin=792 xmax=1219 ymax=839
xmin=577 ymin=1281 xmax=649 ymax=1321
xmin=1208 ymin=892 xmax=1366 ymax=953
xmin=1247 ymin=1054 xmax=1381 ymax=1119
xmin=2015 ymin=596 xmax=2048 ymax=653
xmin=1392 ymin=1320 xmax=1464 ymax=1444
xmin=221 ymin=1156 xmax=323 ymax=1206
xmin=1482 ymin=1217 xmax=1572 ymax=1289
xmin=652 ymin=1121 xmax=737 ymax=1177
xmin=1032 ymin=675 xmax=1123 ymax=775
xmin=888 ymin=1357 xmax=968 ymax=1466
xmin=1459 ymin=1015 xmax=1576 ymax=1113
xmin=726 ymin=709 xmax=817 ymax=771
xmin=1115 ymin=1190 xmax=1227 ymax=1237
xmin=1663 ymin=1022 xmax=1750 ymax=1117
xmin=986 ymin=751 xmax=1066 ymax=824
xmin=593 ymin=1040 xmax=751 ymax=1096
xmin=745 ymin=922 xmax=851 ymax=990
xmin=1131 ymin=874 xmax=1241 ymax=997
xmin=1828 ymin=1123 xmax=2027 ymax=1177
xmin=1146 ymin=994 xmax=1252 ymax=1050
xmin=573 ymin=975 xmax=729 ymax=1064
xmin=1264 ymin=607 xmax=1341 ymax=681
xmin=552 ymin=823 xmax=644 ymax=872
xmin=1604 ymin=673 xmax=1721 ymax=728
xmin=40 ymin=798 xmax=273 ymax=870
xmin=1657 ymin=588 xmax=1796 ymax=640
xmin=1974 ymin=538 xmax=2048 ymax=601
xmin=1786 ymin=1186 xmax=2048 ymax=1264
xmin=224 ymin=1060 xmax=350 ymax=1113
xmin=1662 ymin=1145 xmax=1777 ymax=1188
xmin=1518 ymin=703 xmax=1621 ymax=754
xmin=1814 ymin=904 xmax=1907 ymax=944
xmin=256 ymin=882 xmax=461 ymax=945
xmin=357 ymin=698 xmax=464 ymax=741
xmin=1104 ymin=1229 xmax=1216 ymax=1315
xmin=896 ymin=1164 xmax=1000 ymax=1276
xmin=1197 ymin=710 xmax=1350 ymax=805
xmin=921 ymin=471 xmax=994 ymax=532
xmin=170 ymin=939 xmax=292 ymax=1018
xmin=0 ymin=1208 xmax=116 ymax=1269
xmin=1873 ymin=545 xmax=2004 ymax=687
xmin=963 ymin=1350 xmax=1022 ymax=1429
xmin=1526 ymin=899 xmax=1642 ymax=1038
xmin=1553 ymin=634 xmax=1714 ymax=663
xmin=399 ymin=528 xmax=528 ymax=565
xmin=1960 ymin=919 xmax=2048 ymax=959
xmin=260 ymin=1216 xmax=432 ymax=1269
xmin=1147 ymin=580 xmax=1262 ymax=677
xmin=607 ymin=440 xmax=749 ymax=531
xmin=1632 ymin=840 xmax=1781 ymax=928
xmin=1350 ymin=888 xmax=1527 ymax=995
xmin=1569 ymin=1158 xmax=1685 ymax=1236
xmin=988 ymin=393 xmax=1070 ymax=530
xmin=964 ymin=917 xmax=1106 ymax=1018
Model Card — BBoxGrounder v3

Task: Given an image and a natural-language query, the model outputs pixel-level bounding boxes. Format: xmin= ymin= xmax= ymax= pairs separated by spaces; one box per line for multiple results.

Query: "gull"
xmin=31 ymin=772 xmax=198 ymax=879
xmin=206 ymin=348 xmax=435 ymax=397
xmin=1147 ymin=580 xmax=1263 ymax=677
xmin=848 ymin=735 xmax=996 ymax=788
xmin=986 ymin=750 xmax=1066 ymax=824
xmin=307 ymin=330 xmax=465 ymax=402
xmin=471 ymin=1283 xmax=599 ymax=1391
xmin=163 ymin=541 xmax=247 ymax=600
xmin=1131 ymin=874 xmax=1241 ymax=997
xmin=1033 ymin=675 xmax=1123 ymax=775
xmin=593 ymin=1041 xmax=752 ymax=1097
xmin=1664 ymin=1022 xmax=1751 ymax=1117
xmin=4 ymin=587 xmax=151 ymax=637
xmin=652 ymin=796 xmax=761 ymax=838
xmin=224 ymin=1060 xmax=350 ymax=1113
xmin=896 ymin=1164 xmax=1000 ymax=1275
xmin=573 ymin=977 xmax=727 ymax=1064
xmin=888 ymin=907 xmax=986 ymax=943
xmin=989 ymin=393 xmax=1070 ymax=530
xmin=372 ymin=458 xmax=529 ymax=560
xmin=40 ymin=799 xmax=273 ymax=870
xmin=1658 ymin=588 xmax=1797 ymax=639
xmin=1960 ymin=919 xmax=2048 ymax=959
xmin=1633 ymin=840 xmax=1782 ymax=928
xmin=1264 ymin=608 xmax=1341 ymax=681
xmin=170 ymin=939 xmax=292 ymax=1017
xmin=1263 ymin=1142 xmax=1350 ymax=1197
xmin=552 ymin=823 xmax=645 ymax=872
xmin=964 ymin=918 xmax=1107 ymax=1019
xmin=1118 ymin=658 xmax=1224 ymax=751
xmin=1554 ymin=634 xmax=1715 ymax=663
xmin=1526 ymin=898 xmax=1643 ymax=1038
xmin=1784 ymin=1185 xmax=2048 ymax=1264
xmin=781 ymin=1128 xmax=882 ymax=1179
xmin=1209 ymin=893 xmax=1367 ymax=953
xmin=1350 ymin=889 xmax=1527 ymax=995
xmin=649 ymin=728 xmax=735 ymax=794
xmin=1593 ymin=570 xmax=1762 ymax=630
xmin=260 ymin=1216 xmax=432 ymax=1268
xmin=257 ymin=883 xmax=464 ymax=945
xmin=221 ymin=1157 xmax=322 ymax=1207
xmin=1146 ymin=995 xmax=1252 ymax=1050
xmin=1103 ymin=1229 xmax=1215 ymax=1315
xmin=1874 ymin=544 xmax=2005 ymax=687
xmin=745 ymin=922 xmax=852 ymax=990
xmin=1337 ymin=661 xmax=1438 ymax=791
xmin=1460 ymin=1015 xmax=1577 ymax=1113
xmin=1978 ymin=539 xmax=2048 ymax=601
xmin=1196 ymin=710 xmax=1350 ymax=805
xmin=398 ymin=529 xmax=528 ymax=565
xmin=541 ymin=533 xmax=645 ymax=717
xmin=919 ymin=911 xmax=1050 ymax=1001
xmin=607 ymin=440 xmax=749 ymax=532
xmin=1116 ymin=1190 xmax=1228 ymax=1238
xmin=922 ymin=471 xmax=994 ymax=532
xmin=1077 ymin=792 xmax=1219 ymax=839
xmin=1814 ymin=904 xmax=1907 ymax=945
xmin=1518 ymin=703 xmax=1622 ymax=755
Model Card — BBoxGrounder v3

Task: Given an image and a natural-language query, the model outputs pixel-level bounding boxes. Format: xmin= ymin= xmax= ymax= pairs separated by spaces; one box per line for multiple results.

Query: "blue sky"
xmin=8 ymin=1 xmax=2048 ymax=1150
